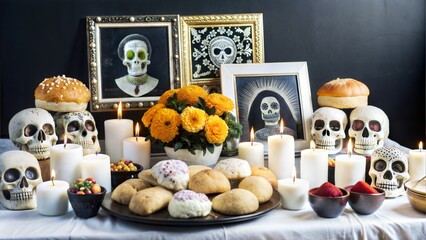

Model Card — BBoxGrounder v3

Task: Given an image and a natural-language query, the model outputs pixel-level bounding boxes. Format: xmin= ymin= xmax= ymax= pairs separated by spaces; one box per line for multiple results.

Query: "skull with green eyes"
xmin=122 ymin=39 xmax=151 ymax=77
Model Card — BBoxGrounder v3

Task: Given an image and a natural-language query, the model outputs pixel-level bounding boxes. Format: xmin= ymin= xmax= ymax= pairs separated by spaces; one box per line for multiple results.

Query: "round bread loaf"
xmin=34 ymin=75 xmax=90 ymax=112
xmin=214 ymin=158 xmax=252 ymax=180
xmin=188 ymin=169 xmax=230 ymax=194
xmin=317 ymin=78 xmax=369 ymax=109
xmin=151 ymin=159 xmax=189 ymax=191
xmin=250 ymin=166 xmax=278 ymax=188
xmin=212 ymin=189 xmax=259 ymax=215
xmin=111 ymin=179 xmax=151 ymax=205
xmin=238 ymin=176 xmax=273 ymax=204
xmin=129 ymin=186 xmax=173 ymax=216
xmin=168 ymin=190 xmax=212 ymax=218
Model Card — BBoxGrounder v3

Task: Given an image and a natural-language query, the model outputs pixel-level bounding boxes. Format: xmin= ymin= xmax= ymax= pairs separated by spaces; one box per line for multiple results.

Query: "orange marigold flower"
xmin=141 ymin=103 xmax=165 ymax=127
xmin=180 ymin=107 xmax=208 ymax=133
xmin=150 ymin=108 xmax=181 ymax=143
xmin=177 ymin=85 xmax=208 ymax=105
xmin=205 ymin=93 xmax=235 ymax=116
xmin=158 ymin=89 xmax=179 ymax=105
xmin=204 ymin=115 xmax=228 ymax=144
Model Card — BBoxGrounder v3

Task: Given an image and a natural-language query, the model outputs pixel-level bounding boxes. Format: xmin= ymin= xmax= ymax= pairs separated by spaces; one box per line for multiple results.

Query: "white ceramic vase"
xmin=164 ymin=144 xmax=223 ymax=166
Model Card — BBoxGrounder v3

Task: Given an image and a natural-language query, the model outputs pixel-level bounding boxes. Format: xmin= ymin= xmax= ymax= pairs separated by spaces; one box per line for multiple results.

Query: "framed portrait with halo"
xmin=180 ymin=13 xmax=264 ymax=92
xmin=86 ymin=15 xmax=181 ymax=112
xmin=221 ymin=62 xmax=313 ymax=154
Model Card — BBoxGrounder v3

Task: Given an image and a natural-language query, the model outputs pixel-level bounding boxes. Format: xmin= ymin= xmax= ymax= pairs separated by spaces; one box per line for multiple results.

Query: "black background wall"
xmin=0 ymin=0 xmax=425 ymax=148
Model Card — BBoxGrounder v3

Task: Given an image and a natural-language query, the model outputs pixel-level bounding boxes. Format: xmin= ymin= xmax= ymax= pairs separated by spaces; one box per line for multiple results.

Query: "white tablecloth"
xmin=0 ymin=192 xmax=425 ymax=240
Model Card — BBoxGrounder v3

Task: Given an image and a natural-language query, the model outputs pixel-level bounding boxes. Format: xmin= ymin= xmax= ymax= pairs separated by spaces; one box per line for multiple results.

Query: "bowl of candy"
xmin=68 ymin=177 xmax=106 ymax=218
xmin=110 ymin=158 xmax=143 ymax=190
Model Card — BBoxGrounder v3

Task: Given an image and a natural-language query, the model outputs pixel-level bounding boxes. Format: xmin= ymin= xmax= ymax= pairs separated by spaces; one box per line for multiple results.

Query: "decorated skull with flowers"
xmin=142 ymin=85 xmax=242 ymax=155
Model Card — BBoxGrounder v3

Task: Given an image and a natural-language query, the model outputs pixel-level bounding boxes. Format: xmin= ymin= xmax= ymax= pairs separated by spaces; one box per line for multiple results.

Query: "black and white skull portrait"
xmin=191 ymin=26 xmax=254 ymax=79
xmin=115 ymin=34 xmax=159 ymax=97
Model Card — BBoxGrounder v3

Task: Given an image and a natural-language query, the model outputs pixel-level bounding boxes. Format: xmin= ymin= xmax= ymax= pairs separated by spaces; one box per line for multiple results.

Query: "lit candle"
xmin=50 ymin=141 xmax=83 ymax=184
xmin=277 ymin=166 xmax=309 ymax=210
xmin=123 ymin=122 xmax=151 ymax=170
xmin=334 ymin=139 xmax=366 ymax=188
xmin=408 ymin=141 xmax=426 ymax=181
xmin=36 ymin=169 xmax=70 ymax=216
xmin=104 ymin=101 xmax=133 ymax=161
xmin=81 ymin=153 xmax=112 ymax=192
xmin=238 ymin=127 xmax=264 ymax=166
xmin=268 ymin=119 xmax=295 ymax=179
xmin=300 ymin=140 xmax=329 ymax=188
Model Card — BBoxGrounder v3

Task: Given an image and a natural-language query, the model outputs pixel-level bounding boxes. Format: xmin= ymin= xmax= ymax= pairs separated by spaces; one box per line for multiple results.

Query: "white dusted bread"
xmin=168 ymin=190 xmax=212 ymax=218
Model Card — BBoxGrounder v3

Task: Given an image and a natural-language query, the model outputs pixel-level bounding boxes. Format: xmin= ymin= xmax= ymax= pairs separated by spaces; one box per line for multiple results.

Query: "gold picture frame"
xmin=86 ymin=15 xmax=181 ymax=112
xmin=180 ymin=13 xmax=264 ymax=91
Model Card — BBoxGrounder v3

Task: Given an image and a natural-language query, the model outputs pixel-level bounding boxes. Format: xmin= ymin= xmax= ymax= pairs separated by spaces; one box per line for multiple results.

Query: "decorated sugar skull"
xmin=8 ymin=108 xmax=58 ymax=160
xmin=0 ymin=150 xmax=42 ymax=210
xmin=54 ymin=110 xmax=100 ymax=155
xmin=311 ymin=107 xmax=348 ymax=154
xmin=260 ymin=96 xmax=280 ymax=126
xmin=208 ymin=36 xmax=237 ymax=67
xmin=118 ymin=34 xmax=151 ymax=77
xmin=369 ymin=147 xmax=409 ymax=198
xmin=349 ymin=105 xmax=389 ymax=156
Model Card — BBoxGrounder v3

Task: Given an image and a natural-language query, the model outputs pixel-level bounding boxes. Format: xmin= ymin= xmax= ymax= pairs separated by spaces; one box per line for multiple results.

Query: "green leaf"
xmin=189 ymin=147 xmax=196 ymax=155
xmin=206 ymin=144 xmax=214 ymax=154
xmin=198 ymin=97 xmax=206 ymax=108
xmin=174 ymin=142 xmax=183 ymax=151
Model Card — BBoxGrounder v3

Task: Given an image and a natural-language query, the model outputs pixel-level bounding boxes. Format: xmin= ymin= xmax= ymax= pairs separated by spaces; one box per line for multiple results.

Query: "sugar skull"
xmin=208 ymin=36 xmax=237 ymax=67
xmin=260 ymin=96 xmax=280 ymax=126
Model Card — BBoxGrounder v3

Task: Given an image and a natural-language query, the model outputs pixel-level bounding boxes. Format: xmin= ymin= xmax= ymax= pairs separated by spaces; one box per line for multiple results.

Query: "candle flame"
xmin=135 ymin=123 xmax=140 ymax=142
xmin=419 ymin=141 xmax=423 ymax=151
xmin=117 ymin=101 xmax=123 ymax=120
xmin=310 ymin=140 xmax=316 ymax=150
xmin=280 ymin=118 xmax=284 ymax=134
xmin=292 ymin=166 xmax=296 ymax=184
xmin=51 ymin=169 xmax=56 ymax=186
xmin=347 ymin=138 xmax=353 ymax=157
xmin=250 ymin=127 xmax=254 ymax=145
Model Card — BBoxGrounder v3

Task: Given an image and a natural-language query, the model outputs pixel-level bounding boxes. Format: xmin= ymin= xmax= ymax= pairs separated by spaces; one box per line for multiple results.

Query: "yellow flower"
xmin=206 ymin=93 xmax=235 ymax=116
xmin=177 ymin=85 xmax=208 ymax=105
xmin=141 ymin=103 xmax=165 ymax=127
xmin=150 ymin=108 xmax=181 ymax=143
xmin=180 ymin=107 xmax=208 ymax=133
xmin=205 ymin=115 xmax=228 ymax=144
xmin=158 ymin=89 xmax=179 ymax=105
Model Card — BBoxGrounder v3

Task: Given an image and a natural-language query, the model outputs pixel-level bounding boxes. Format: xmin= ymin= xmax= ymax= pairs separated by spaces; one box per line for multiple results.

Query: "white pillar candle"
xmin=81 ymin=153 xmax=112 ymax=192
xmin=104 ymin=102 xmax=133 ymax=161
xmin=238 ymin=142 xmax=264 ymax=167
xmin=36 ymin=175 xmax=69 ymax=216
xmin=238 ymin=127 xmax=264 ymax=166
xmin=277 ymin=177 xmax=309 ymax=210
xmin=408 ymin=142 xmax=426 ymax=181
xmin=50 ymin=143 xmax=83 ymax=184
xmin=300 ymin=141 xmax=329 ymax=188
xmin=268 ymin=134 xmax=295 ymax=179
xmin=334 ymin=154 xmax=366 ymax=188
xmin=123 ymin=123 xmax=151 ymax=170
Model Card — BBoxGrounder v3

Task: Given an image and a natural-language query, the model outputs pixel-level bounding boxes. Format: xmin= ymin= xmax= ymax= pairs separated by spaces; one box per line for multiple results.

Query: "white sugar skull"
xmin=311 ymin=107 xmax=348 ymax=154
xmin=54 ymin=110 xmax=100 ymax=155
xmin=369 ymin=147 xmax=409 ymax=198
xmin=118 ymin=34 xmax=151 ymax=77
xmin=260 ymin=97 xmax=280 ymax=126
xmin=349 ymin=105 xmax=389 ymax=156
xmin=0 ymin=150 xmax=42 ymax=210
xmin=208 ymin=36 xmax=237 ymax=67
xmin=8 ymin=108 xmax=58 ymax=160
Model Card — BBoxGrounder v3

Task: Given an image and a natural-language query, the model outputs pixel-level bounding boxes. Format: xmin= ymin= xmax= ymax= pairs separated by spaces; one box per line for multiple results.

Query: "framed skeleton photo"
xmin=86 ymin=15 xmax=181 ymax=112
xmin=180 ymin=13 xmax=264 ymax=91
xmin=221 ymin=62 xmax=313 ymax=154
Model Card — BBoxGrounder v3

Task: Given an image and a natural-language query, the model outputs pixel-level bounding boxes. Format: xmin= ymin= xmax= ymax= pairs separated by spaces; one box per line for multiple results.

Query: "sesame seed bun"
xmin=34 ymin=75 xmax=90 ymax=112
xmin=317 ymin=78 xmax=369 ymax=109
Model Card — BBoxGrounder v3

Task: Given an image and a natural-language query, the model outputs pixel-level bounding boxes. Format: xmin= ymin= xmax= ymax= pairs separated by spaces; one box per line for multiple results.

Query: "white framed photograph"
xmin=221 ymin=62 xmax=313 ymax=153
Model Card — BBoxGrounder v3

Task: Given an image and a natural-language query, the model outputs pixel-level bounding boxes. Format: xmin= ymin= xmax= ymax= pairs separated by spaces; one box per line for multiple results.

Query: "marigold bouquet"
xmin=142 ymin=85 xmax=241 ymax=155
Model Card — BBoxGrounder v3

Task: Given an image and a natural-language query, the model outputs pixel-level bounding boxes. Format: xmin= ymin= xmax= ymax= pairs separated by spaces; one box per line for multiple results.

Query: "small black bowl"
xmin=347 ymin=186 xmax=385 ymax=215
xmin=308 ymin=187 xmax=350 ymax=218
xmin=68 ymin=186 xmax=106 ymax=218
xmin=110 ymin=163 xmax=143 ymax=190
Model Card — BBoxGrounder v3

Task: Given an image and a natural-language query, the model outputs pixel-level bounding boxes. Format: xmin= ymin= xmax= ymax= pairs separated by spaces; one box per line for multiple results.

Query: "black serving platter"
xmin=101 ymin=190 xmax=281 ymax=226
